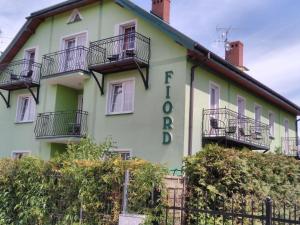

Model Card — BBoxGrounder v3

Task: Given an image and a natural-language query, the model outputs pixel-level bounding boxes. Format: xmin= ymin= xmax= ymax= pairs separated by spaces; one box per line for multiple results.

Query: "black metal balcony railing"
xmin=202 ymin=108 xmax=270 ymax=150
xmin=0 ymin=59 xmax=41 ymax=90
xmin=42 ymin=46 xmax=89 ymax=78
xmin=281 ymin=137 xmax=300 ymax=157
xmin=34 ymin=110 xmax=88 ymax=139
xmin=88 ymin=32 xmax=150 ymax=70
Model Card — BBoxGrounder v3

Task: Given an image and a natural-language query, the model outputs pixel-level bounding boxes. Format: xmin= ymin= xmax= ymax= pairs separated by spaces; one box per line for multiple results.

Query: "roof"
xmin=1 ymin=0 xmax=300 ymax=115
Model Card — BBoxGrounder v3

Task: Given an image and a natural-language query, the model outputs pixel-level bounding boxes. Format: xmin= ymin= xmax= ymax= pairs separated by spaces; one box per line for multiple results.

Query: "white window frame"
xmin=268 ymin=111 xmax=275 ymax=138
xmin=237 ymin=95 xmax=246 ymax=117
xmin=11 ymin=150 xmax=31 ymax=160
xmin=23 ymin=46 xmax=38 ymax=62
xmin=60 ymin=31 xmax=88 ymax=49
xmin=209 ymin=81 xmax=220 ymax=110
xmin=67 ymin=9 xmax=83 ymax=24
xmin=115 ymin=19 xmax=138 ymax=36
xmin=112 ymin=149 xmax=132 ymax=160
xmin=15 ymin=94 xmax=36 ymax=123
xmin=254 ymin=103 xmax=262 ymax=133
xmin=106 ymin=78 xmax=135 ymax=115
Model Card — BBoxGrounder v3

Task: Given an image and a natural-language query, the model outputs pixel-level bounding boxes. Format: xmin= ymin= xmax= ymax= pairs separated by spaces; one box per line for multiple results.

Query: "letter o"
xmin=163 ymin=101 xmax=173 ymax=114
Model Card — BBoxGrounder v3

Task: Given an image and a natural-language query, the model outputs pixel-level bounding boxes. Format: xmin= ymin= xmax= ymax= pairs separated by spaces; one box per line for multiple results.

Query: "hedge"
xmin=184 ymin=144 xmax=300 ymax=204
xmin=0 ymin=139 xmax=167 ymax=225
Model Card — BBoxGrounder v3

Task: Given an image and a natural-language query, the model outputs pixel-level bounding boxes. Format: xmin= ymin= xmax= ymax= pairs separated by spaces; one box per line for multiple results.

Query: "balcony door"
xmin=209 ymin=83 xmax=220 ymax=135
xmin=64 ymin=38 xmax=76 ymax=71
xmin=123 ymin=26 xmax=135 ymax=50
xmin=76 ymin=94 xmax=83 ymax=125
xmin=24 ymin=49 xmax=36 ymax=80
xmin=119 ymin=22 xmax=136 ymax=59
xmin=284 ymin=119 xmax=289 ymax=154
xmin=62 ymin=33 xmax=87 ymax=72
xmin=209 ymin=83 xmax=220 ymax=111
xmin=237 ymin=96 xmax=246 ymax=128
xmin=254 ymin=105 xmax=262 ymax=133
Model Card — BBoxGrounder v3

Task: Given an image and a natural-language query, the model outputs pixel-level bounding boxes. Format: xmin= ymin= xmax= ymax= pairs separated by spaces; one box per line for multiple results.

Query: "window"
xmin=62 ymin=32 xmax=87 ymax=72
xmin=117 ymin=20 xmax=137 ymax=56
xmin=118 ymin=151 xmax=131 ymax=160
xmin=284 ymin=119 xmax=289 ymax=138
xmin=24 ymin=48 xmax=36 ymax=79
xmin=237 ymin=96 xmax=245 ymax=117
xmin=68 ymin=9 xmax=83 ymax=24
xmin=123 ymin=26 xmax=136 ymax=50
xmin=12 ymin=151 xmax=30 ymax=160
xmin=25 ymin=49 xmax=35 ymax=62
xmin=254 ymin=104 xmax=262 ymax=133
xmin=62 ymin=32 xmax=87 ymax=49
xmin=209 ymin=82 xmax=220 ymax=110
xmin=269 ymin=112 xmax=275 ymax=137
xmin=16 ymin=95 xmax=36 ymax=123
xmin=107 ymin=79 xmax=135 ymax=114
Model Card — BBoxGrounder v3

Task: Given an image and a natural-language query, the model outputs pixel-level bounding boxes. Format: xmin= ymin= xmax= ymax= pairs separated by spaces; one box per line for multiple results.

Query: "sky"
xmin=0 ymin=0 xmax=299 ymax=105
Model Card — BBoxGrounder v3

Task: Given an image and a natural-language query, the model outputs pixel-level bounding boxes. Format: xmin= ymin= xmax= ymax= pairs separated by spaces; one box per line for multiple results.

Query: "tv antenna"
xmin=215 ymin=26 xmax=239 ymax=52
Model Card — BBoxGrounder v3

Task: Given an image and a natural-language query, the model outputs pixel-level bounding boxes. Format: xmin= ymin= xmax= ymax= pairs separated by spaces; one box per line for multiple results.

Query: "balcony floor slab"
xmin=36 ymin=136 xmax=82 ymax=144
xmin=42 ymin=70 xmax=90 ymax=90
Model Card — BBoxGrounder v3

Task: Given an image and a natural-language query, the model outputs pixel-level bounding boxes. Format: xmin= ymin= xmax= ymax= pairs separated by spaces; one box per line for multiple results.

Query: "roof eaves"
xmin=28 ymin=0 xmax=83 ymax=19
xmin=194 ymin=44 xmax=300 ymax=113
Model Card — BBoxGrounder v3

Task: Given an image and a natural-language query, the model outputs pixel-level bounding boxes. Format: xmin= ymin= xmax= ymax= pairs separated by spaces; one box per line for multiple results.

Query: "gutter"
xmin=296 ymin=118 xmax=300 ymax=146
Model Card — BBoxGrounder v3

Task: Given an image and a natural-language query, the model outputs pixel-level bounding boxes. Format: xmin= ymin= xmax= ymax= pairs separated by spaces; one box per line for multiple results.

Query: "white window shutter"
xmin=123 ymin=80 xmax=134 ymax=112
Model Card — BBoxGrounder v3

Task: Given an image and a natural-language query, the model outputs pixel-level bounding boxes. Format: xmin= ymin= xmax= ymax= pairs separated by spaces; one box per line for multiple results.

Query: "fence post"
xmin=122 ymin=170 xmax=130 ymax=214
xmin=265 ymin=197 xmax=272 ymax=225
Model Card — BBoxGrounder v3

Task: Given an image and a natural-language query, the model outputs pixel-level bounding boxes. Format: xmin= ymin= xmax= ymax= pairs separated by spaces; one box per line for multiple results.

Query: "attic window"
xmin=68 ymin=9 xmax=83 ymax=24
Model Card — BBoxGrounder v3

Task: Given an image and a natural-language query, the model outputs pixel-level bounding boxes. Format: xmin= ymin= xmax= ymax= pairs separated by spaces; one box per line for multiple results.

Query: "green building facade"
xmin=0 ymin=0 xmax=299 ymax=169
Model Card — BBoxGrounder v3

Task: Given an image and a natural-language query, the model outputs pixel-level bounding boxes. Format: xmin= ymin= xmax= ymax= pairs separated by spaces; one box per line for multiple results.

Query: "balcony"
xmin=202 ymin=108 xmax=270 ymax=151
xmin=0 ymin=59 xmax=41 ymax=91
xmin=88 ymin=32 xmax=150 ymax=93
xmin=34 ymin=110 xmax=88 ymax=143
xmin=42 ymin=46 xmax=90 ymax=89
xmin=281 ymin=137 xmax=300 ymax=157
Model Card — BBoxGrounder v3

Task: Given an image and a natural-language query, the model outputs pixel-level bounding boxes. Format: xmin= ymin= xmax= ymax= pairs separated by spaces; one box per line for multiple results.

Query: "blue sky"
xmin=0 ymin=0 xmax=299 ymax=105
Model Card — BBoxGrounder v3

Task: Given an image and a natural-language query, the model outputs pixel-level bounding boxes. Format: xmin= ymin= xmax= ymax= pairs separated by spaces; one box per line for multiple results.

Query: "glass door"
xmin=24 ymin=49 xmax=36 ymax=80
xmin=64 ymin=38 xmax=76 ymax=72
xmin=121 ymin=26 xmax=136 ymax=58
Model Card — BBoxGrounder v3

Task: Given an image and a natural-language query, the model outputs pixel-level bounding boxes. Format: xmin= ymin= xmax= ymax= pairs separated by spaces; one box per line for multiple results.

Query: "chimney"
xmin=151 ymin=0 xmax=171 ymax=23
xmin=225 ymin=41 xmax=247 ymax=71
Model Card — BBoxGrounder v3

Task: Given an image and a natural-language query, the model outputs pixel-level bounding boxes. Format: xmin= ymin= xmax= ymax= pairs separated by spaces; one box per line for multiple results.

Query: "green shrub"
xmin=184 ymin=144 xmax=300 ymax=204
xmin=0 ymin=138 xmax=167 ymax=225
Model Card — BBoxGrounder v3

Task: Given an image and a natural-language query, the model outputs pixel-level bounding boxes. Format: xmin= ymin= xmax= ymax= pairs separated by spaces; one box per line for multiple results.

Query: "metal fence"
xmin=202 ymin=108 xmax=270 ymax=150
xmin=88 ymin=32 xmax=151 ymax=67
xmin=34 ymin=110 xmax=88 ymax=138
xmin=281 ymin=137 xmax=300 ymax=157
xmin=164 ymin=188 xmax=300 ymax=225
xmin=0 ymin=59 xmax=41 ymax=88
xmin=42 ymin=46 xmax=89 ymax=78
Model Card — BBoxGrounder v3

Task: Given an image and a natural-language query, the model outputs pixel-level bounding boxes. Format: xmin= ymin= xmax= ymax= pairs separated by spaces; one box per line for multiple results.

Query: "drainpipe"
xmin=188 ymin=65 xmax=197 ymax=156
xmin=188 ymin=53 xmax=211 ymax=156
xmin=296 ymin=118 xmax=300 ymax=146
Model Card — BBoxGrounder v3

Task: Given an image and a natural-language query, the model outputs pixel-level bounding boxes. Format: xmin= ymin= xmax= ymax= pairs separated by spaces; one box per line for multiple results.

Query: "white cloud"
xmin=0 ymin=0 xmax=62 ymax=52
xmin=248 ymin=42 xmax=300 ymax=103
